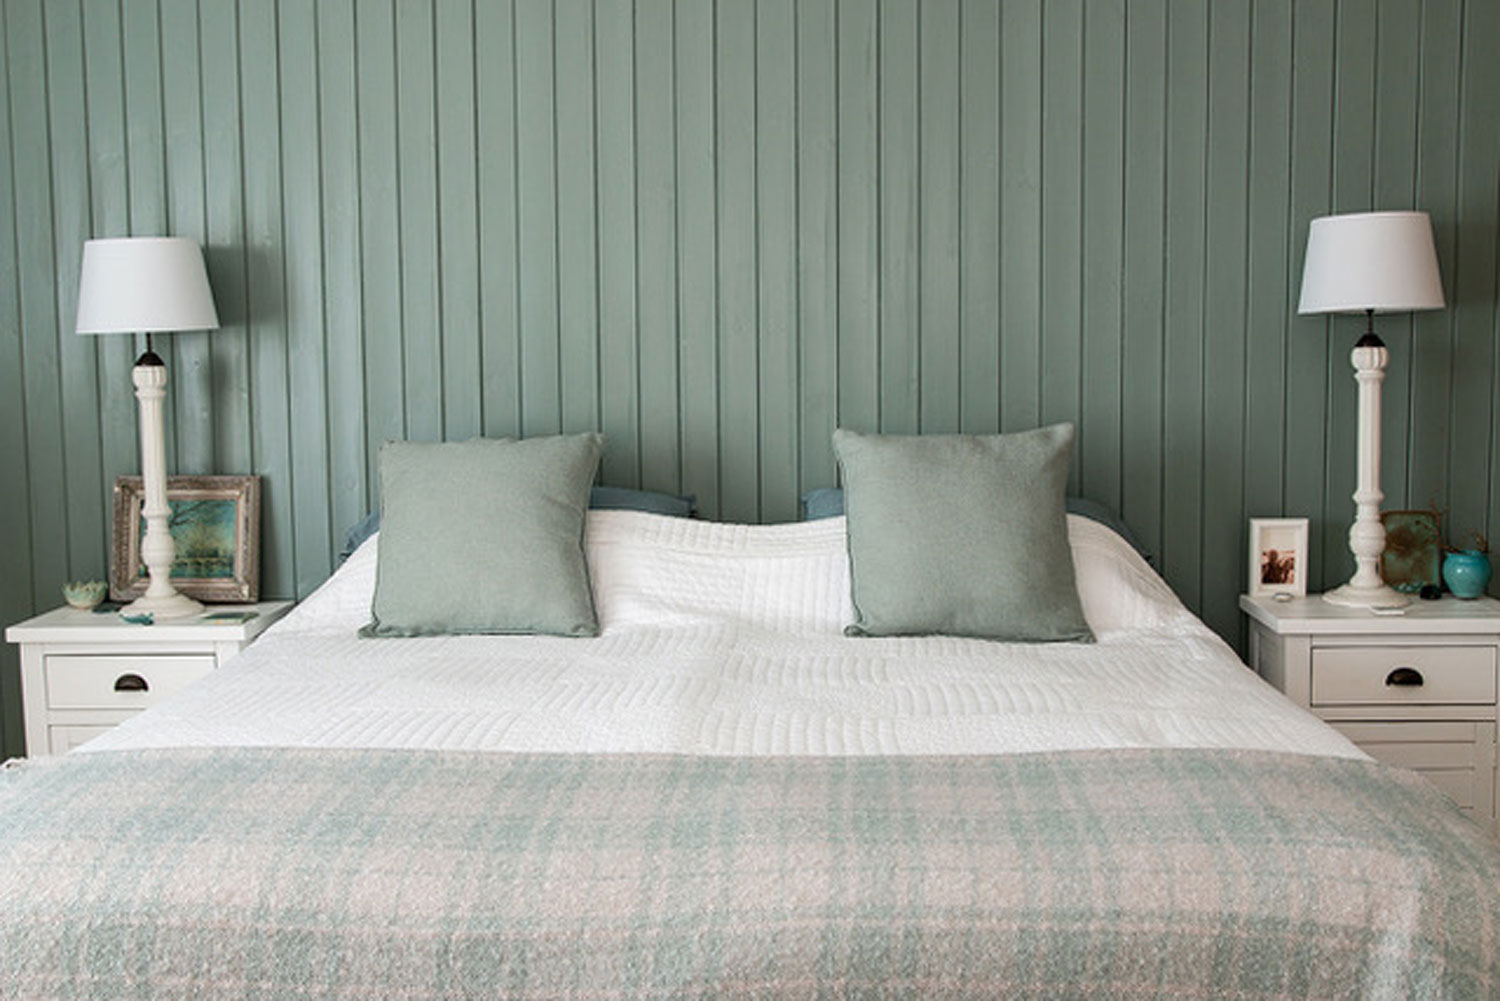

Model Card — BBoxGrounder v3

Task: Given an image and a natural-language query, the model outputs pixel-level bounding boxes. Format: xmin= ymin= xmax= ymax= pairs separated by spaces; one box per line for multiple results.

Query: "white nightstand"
xmin=5 ymin=601 xmax=293 ymax=756
xmin=1241 ymin=593 xmax=1500 ymax=833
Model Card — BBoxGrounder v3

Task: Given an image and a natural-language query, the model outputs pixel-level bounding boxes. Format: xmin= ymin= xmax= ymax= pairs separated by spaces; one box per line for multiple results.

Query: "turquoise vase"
xmin=1442 ymin=550 xmax=1492 ymax=599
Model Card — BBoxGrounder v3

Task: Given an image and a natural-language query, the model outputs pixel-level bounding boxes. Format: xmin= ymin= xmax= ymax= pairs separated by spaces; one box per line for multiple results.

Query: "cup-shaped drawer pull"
xmin=1385 ymin=666 xmax=1425 ymax=687
xmin=113 ymin=673 xmax=149 ymax=693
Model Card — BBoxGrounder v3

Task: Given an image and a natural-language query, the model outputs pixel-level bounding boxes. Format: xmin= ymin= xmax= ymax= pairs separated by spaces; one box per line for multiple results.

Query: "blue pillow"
xmin=800 ymin=486 xmax=1149 ymax=560
xmin=588 ymin=485 xmax=696 ymax=518
xmin=339 ymin=485 xmax=697 ymax=564
xmin=340 ymin=510 xmax=382 ymax=564
xmin=801 ymin=487 xmax=845 ymax=522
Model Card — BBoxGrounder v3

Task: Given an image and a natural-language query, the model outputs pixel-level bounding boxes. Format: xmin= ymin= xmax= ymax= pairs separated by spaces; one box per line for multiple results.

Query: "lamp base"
xmin=123 ymin=590 xmax=204 ymax=619
xmin=1322 ymin=581 xmax=1410 ymax=610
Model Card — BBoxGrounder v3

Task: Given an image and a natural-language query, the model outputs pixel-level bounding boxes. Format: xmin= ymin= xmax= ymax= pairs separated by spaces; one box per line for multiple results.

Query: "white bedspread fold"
xmin=86 ymin=511 xmax=1358 ymax=760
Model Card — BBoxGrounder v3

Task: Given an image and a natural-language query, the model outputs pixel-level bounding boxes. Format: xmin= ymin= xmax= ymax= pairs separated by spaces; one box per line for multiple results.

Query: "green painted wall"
xmin=3 ymin=0 xmax=1499 ymax=756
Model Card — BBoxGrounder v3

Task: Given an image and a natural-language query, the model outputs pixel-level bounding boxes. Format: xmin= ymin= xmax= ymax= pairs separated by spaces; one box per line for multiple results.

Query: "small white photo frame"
xmin=1249 ymin=518 xmax=1309 ymax=598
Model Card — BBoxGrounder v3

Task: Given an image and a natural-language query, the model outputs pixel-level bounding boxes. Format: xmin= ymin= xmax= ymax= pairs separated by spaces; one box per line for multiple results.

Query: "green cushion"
xmin=362 ymin=435 xmax=603 ymax=638
xmin=833 ymin=425 xmax=1093 ymax=642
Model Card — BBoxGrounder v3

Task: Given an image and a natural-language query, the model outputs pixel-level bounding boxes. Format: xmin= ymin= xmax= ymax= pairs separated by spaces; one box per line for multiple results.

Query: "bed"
xmin=3 ymin=509 xmax=1498 ymax=999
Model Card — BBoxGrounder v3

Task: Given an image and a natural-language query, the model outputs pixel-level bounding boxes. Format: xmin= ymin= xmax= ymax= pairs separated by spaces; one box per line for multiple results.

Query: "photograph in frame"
xmin=1249 ymin=517 xmax=1309 ymax=598
xmin=110 ymin=475 xmax=261 ymax=603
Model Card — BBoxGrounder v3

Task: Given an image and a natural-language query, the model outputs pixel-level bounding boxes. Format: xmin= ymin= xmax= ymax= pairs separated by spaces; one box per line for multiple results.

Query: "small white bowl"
xmin=62 ymin=580 xmax=108 ymax=610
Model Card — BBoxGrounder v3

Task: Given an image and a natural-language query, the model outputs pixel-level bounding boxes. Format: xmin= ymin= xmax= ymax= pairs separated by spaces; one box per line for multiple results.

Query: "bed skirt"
xmin=1 ymin=746 xmax=1496 ymax=999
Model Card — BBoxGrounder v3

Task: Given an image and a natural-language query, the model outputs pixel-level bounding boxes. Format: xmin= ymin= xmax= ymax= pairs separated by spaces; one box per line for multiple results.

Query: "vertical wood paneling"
xmin=356 ymin=0 xmax=404 ymax=496
xmin=632 ymin=0 xmax=679 ymax=494
xmin=317 ymin=0 xmax=368 ymax=540
xmin=877 ymin=0 xmax=918 ymax=434
xmin=999 ymin=0 xmax=1042 ymax=433
xmin=239 ymin=0 xmax=293 ymax=600
xmin=918 ymin=0 xmax=959 ymax=436
xmin=1201 ymin=0 xmax=1251 ymax=643
xmin=475 ymin=0 xmax=522 ymax=440
xmin=1078 ymin=0 xmax=1125 ymax=508
xmin=279 ymin=0 xmax=332 ymax=596
xmin=5 ymin=0 xmax=1500 ymax=758
xmin=555 ymin=0 xmax=599 ymax=437
xmin=837 ymin=0 xmax=879 ymax=433
xmin=675 ymin=0 xmax=718 ymax=514
xmin=9 ymin=0 xmax=67 ymax=604
xmin=716 ymin=0 xmax=759 ymax=522
xmin=516 ymin=0 xmax=561 ymax=436
xmin=1121 ymin=0 xmax=1167 ymax=560
xmin=1284 ymin=0 xmax=1335 ymax=592
xmin=1454 ymin=0 xmax=1500 ymax=553
xmin=395 ymin=0 xmax=442 ymax=443
xmin=0 ymin=0 xmax=34 ymax=753
xmin=1243 ymin=0 xmax=1293 ymax=525
xmin=199 ymin=0 xmax=252 ymax=478
xmin=435 ymin=0 xmax=481 ymax=442
xmin=1407 ymin=0 xmax=1460 ymax=514
xmin=1161 ymin=1 xmax=1207 ymax=608
xmin=796 ymin=0 xmax=838 ymax=497
xmin=44 ymin=0 xmax=105 ymax=582
xmin=755 ymin=0 xmax=798 ymax=522
xmin=1039 ymin=0 xmax=1084 ymax=482
xmin=958 ymin=0 xmax=999 ymax=435
xmin=121 ymin=4 xmax=165 ymax=234
xmin=595 ymin=0 xmax=639 ymax=486
xmin=159 ymin=0 xmax=211 ymax=476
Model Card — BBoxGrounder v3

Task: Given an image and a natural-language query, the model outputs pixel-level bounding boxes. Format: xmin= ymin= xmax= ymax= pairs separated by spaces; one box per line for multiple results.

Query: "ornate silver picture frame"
xmin=111 ymin=475 xmax=261 ymax=603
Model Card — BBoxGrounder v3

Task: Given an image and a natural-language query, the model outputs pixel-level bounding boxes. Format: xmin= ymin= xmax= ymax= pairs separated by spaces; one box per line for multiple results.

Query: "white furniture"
xmin=1242 ymin=593 xmax=1500 ymax=832
xmin=1296 ymin=211 xmax=1445 ymax=609
xmin=5 ymin=601 xmax=291 ymax=756
xmin=76 ymin=236 xmax=221 ymax=618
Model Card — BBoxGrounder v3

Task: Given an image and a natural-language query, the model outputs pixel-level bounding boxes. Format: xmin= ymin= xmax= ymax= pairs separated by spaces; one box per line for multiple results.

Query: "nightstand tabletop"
xmin=6 ymin=600 xmax=294 ymax=645
xmin=1239 ymin=593 xmax=1500 ymax=635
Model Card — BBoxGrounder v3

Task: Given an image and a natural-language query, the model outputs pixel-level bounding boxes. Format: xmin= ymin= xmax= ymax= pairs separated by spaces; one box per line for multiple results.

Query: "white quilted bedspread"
xmin=86 ymin=511 xmax=1359 ymax=759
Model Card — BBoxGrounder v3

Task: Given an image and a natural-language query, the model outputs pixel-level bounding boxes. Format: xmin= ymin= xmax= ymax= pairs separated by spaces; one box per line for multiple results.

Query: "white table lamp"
xmin=1298 ymin=211 xmax=1445 ymax=609
xmin=76 ymin=237 xmax=220 ymax=618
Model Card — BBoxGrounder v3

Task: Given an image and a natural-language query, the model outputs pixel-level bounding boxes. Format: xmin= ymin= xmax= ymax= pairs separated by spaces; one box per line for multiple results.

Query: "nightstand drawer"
xmin=47 ymin=725 xmax=115 ymax=755
xmin=1310 ymin=645 xmax=1496 ymax=706
xmin=44 ymin=654 xmax=215 ymax=710
xmin=1329 ymin=720 xmax=1495 ymax=815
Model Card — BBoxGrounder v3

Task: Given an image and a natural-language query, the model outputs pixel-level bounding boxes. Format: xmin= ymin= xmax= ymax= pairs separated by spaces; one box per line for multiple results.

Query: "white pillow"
xmin=275 ymin=510 xmax=1187 ymax=641
xmin=1066 ymin=515 xmax=1190 ymax=633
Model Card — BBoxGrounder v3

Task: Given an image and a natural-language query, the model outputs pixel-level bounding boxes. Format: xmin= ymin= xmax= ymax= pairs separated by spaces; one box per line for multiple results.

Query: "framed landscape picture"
xmin=111 ymin=475 xmax=261 ymax=603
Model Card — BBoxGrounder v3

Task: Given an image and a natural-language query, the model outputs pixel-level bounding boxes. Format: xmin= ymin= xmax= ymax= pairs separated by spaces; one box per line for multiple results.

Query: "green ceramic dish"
xmin=62 ymin=580 xmax=108 ymax=610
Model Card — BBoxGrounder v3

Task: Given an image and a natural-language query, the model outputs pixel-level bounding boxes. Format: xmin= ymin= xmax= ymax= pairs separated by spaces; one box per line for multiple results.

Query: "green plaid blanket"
xmin=1 ymin=747 xmax=1496 ymax=999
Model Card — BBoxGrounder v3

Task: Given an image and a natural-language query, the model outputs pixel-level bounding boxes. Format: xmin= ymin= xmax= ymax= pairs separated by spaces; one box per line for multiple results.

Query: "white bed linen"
xmin=86 ymin=511 xmax=1359 ymax=759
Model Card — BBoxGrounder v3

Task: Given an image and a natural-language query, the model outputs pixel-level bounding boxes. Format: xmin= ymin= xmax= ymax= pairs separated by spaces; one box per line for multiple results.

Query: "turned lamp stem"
xmin=1325 ymin=311 xmax=1404 ymax=608
xmin=130 ymin=340 xmax=203 ymax=618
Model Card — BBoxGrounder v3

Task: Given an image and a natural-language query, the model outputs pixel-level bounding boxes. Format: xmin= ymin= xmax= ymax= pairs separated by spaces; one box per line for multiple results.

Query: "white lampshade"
xmin=1297 ymin=211 xmax=1445 ymax=315
xmin=75 ymin=237 xmax=220 ymax=334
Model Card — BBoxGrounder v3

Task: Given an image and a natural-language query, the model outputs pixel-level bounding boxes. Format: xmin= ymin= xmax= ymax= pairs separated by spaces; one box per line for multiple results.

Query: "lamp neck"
xmin=1355 ymin=308 xmax=1384 ymax=349
xmin=135 ymin=331 xmax=165 ymax=368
